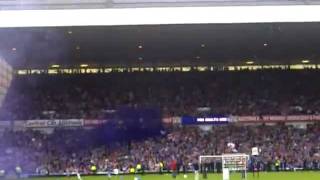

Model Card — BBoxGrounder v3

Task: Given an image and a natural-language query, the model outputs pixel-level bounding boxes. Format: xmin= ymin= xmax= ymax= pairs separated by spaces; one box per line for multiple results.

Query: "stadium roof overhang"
xmin=2 ymin=22 xmax=320 ymax=68
xmin=2 ymin=4 xmax=320 ymax=68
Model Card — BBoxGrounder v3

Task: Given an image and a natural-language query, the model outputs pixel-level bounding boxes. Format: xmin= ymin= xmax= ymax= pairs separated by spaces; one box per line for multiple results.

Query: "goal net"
xmin=199 ymin=154 xmax=249 ymax=180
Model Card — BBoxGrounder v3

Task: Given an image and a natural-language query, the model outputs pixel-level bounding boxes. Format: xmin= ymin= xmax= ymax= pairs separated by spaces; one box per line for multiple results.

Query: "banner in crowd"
xmin=8 ymin=114 xmax=320 ymax=129
xmin=162 ymin=117 xmax=181 ymax=124
xmin=25 ymin=119 xmax=84 ymax=128
xmin=235 ymin=115 xmax=320 ymax=123
xmin=165 ymin=115 xmax=320 ymax=125
xmin=84 ymin=119 xmax=108 ymax=126
xmin=181 ymin=115 xmax=230 ymax=125
xmin=12 ymin=121 xmax=26 ymax=131
xmin=0 ymin=121 xmax=11 ymax=128
xmin=0 ymin=57 xmax=12 ymax=109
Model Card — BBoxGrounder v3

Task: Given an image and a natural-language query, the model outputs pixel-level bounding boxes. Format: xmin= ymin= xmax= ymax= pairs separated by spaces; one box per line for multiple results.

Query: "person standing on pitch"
xmin=194 ymin=170 xmax=199 ymax=180
xmin=194 ymin=161 xmax=200 ymax=180
xmin=170 ymin=159 xmax=177 ymax=179
xmin=253 ymin=161 xmax=261 ymax=178
xmin=159 ymin=161 xmax=164 ymax=175
xmin=76 ymin=171 xmax=83 ymax=180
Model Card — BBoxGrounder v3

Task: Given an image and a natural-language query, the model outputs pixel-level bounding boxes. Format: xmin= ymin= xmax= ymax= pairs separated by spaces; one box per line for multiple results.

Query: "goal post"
xmin=199 ymin=154 xmax=250 ymax=180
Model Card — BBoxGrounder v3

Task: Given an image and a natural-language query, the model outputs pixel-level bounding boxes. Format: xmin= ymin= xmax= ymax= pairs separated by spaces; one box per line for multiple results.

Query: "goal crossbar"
xmin=199 ymin=153 xmax=249 ymax=164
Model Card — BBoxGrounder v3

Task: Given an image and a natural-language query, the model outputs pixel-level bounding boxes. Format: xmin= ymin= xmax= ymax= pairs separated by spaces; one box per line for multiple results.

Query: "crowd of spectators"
xmin=1 ymin=70 xmax=320 ymax=120
xmin=0 ymin=123 xmax=319 ymax=175
xmin=0 ymin=70 xmax=320 ymax=175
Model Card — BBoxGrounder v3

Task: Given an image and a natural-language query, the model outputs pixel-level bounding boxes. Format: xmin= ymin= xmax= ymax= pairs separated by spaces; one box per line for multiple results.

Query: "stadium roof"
xmin=1 ymin=22 xmax=320 ymax=68
xmin=1 ymin=0 xmax=320 ymax=10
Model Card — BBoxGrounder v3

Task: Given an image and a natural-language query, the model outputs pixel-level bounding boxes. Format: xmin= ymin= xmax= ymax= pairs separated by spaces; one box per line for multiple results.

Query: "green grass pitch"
xmin=30 ymin=172 xmax=320 ymax=180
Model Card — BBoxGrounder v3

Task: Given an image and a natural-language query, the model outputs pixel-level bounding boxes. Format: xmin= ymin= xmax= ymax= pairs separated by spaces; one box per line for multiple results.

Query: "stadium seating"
xmin=1 ymin=70 xmax=320 ymax=120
